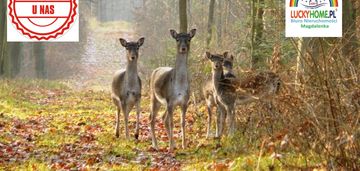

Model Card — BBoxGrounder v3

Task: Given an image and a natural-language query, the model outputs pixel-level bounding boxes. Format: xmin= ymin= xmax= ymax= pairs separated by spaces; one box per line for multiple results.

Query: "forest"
xmin=0 ymin=0 xmax=359 ymax=170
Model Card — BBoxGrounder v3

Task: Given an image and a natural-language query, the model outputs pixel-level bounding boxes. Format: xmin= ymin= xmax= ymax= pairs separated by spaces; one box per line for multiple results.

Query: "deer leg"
xmin=228 ymin=105 xmax=236 ymax=135
xmin=165 ymin=104 xmax=175 ymax=151
xmin=221 ymin=105 xmax=228 ymax=136
xmin=169 ymin=111 xmax=175 ymax=151
xmin=161 ymin=108 xmax=167 ymax=122
xmin=150 ymin=97 xmax=160 ymax=149
xmin=206 ymin=102 xmax=212 ymax=139
xmin=181 ymin=104 xmax=188 ymax=149
xmin=267 ymin=102 xmax=275 ymax=133
xmin=216 ymin=104 xmax=225 ymax=138
xmin=135 ymin=100 xmax=141 ymax=140
xmin=225 ymin=106 xmax=231 ymax=135
xmin=122 ymin=103 xmax=130 ymax=139
xmin=115 ymin=107 xmax=120 ymax=138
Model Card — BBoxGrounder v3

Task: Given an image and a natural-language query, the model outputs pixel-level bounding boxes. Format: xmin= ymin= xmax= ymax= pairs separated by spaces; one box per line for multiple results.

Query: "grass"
xmin=0 ymin=79 xmax=326 ymax=170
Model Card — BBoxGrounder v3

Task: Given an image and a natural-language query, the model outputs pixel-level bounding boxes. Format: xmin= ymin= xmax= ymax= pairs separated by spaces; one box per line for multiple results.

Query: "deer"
xmin=149 ymin=29 xmax=196 ymax=151
xmin=111 ymin=37 xmax=145 ymax=140
xmin=223 ymin=54 xmax=236 ymax=78
xmin=205 ymin=52 xmax=282 ymax=137
xmin=203 ymin=53 xmax=235 ymax=138
xmin=205 ymin=52 xmax=237 ymax=137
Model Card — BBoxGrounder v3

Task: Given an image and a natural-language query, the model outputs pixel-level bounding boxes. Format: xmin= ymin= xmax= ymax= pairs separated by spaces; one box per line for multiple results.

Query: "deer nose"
xmin=131 ymin=56 xmax=135 ymax=60
xmin=181 ymin=47 xmax=186 ymax=52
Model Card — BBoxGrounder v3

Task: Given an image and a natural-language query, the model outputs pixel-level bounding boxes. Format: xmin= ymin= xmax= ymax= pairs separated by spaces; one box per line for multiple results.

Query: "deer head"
xmin=223 ymin=53 xmax=234 ymax=72
xmin=119 ymin=37 xmax=145 ymax=62
xmin=205 ymin=52 xmax=227 ymax=71
xmin=170 ymin=29 xmax=196 ymax=54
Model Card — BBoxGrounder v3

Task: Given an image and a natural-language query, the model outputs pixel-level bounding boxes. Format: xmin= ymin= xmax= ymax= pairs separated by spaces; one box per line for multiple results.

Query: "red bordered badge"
xmin=8 ymin=0 xmax=78 ymax=40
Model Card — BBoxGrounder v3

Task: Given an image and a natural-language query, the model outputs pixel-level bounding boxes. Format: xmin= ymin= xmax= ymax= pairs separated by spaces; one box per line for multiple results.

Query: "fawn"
xmin=149 ymin=29 xmax=196 ymax=151
xmin=111 ymin=37 xmax=145 ymax=139
xmin=205 ymin=52 xmax=282 ymax=137
xmin=203 ymin=53 xmax=235 ymax=138
xmin=205 ymin=52 xmax=237 ymax=137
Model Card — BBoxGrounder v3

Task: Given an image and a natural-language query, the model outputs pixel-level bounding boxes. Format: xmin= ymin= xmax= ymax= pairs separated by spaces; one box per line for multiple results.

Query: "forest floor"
xmin=0 ymin=80 xmax=286 ymax=170
xmin=0 ymin=22 xmax=327 ymax=170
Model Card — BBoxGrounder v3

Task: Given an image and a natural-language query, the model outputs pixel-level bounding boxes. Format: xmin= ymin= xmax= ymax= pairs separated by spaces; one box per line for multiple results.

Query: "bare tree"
xmin=251 ymin=0 xmax=265 ymax=68
xmin=217 ymin=0 xmax=223 ymax=47
xmin=179 ymin=0 xmax=188 ymax=32
xmin=206 ymin=0 xmax=216 ymax=49
xmin=34 ymin=43 xmax=47 ymax=79
xmin=342 ymin=1 xmax=359 ymax=66
xmin=0 ymin=0 xmax=7 ymax=77
xmin=0 ymin=1 xmax=23 ymax=78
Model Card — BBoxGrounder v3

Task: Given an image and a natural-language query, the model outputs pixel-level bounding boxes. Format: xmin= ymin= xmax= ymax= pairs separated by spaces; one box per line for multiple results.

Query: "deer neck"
xmin=173 ymin=53 xmax=188 ymax=86
xmin=212 ymin=68 xmax=224 ymax=90
xmin=125 ymin=60 xmax=138 ymax=87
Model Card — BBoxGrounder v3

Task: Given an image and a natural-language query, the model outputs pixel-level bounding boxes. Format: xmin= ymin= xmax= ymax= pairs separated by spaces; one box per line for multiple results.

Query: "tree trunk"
xmin=6 ymin=43 xmax=23 ymax=78
xmin=179 ymin=0 xmax=188 ymax=33
xmin=0 ymin=1 xmax=24 ymax=78
xmin=342 ymin=1 xmax=358 ymax=66
xmin=252 ymin=0 xmax=265 ymax=68
xmin=356 ymin=0 xmax=360 ymax=68
xmin=98 ymin=0 xmax=106 ymax=22
xmin=187 ymin=0 xmax=191 ymax=28
xmin=217 ymin=0 xmax=223 ymax=47
xmin=0 ymin=0 xmax=7 ymax=76
xmin=206 ymin=0 xmax=216 ymax=49
xmin=97 ymin=0 xmax=101 ymax=21
xmin=250 ymin=0 xmax=256 ymax=69
xmin=224 ymin=0 xmax=230 ymax=37
xmin=34 ymin=43 xmax=47 ymax=79
xmin=295 ymin=38 xmax=310 ymax=89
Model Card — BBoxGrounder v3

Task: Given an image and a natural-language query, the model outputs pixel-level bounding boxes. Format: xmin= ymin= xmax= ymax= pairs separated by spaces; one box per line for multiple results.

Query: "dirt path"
xmin=70 ymin=27 xmax=134 ymax=91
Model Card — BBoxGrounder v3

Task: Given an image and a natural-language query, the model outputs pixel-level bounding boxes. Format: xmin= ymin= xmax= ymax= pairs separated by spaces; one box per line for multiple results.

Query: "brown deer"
xmin=111 ymin=37 xmax=145 ymax=139
xmin=203 ymin=53 xmax=235 ymax=138
xmin=205 ymin=52 xmax=237 ymax=137
xmin=223 ymin=54 xmax=236 ymax=78
xmin=206 ymin=52 xmax=282 ymax=137
xmin=149 ymin=29 xmax=196 ymax=151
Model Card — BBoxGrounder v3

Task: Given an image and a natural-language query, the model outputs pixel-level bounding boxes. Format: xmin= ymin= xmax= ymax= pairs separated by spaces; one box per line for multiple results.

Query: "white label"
xmin=7 ymin=0 xmax=79 ymax=42
xmin=285 ymin=0 xmax=342 ymax=37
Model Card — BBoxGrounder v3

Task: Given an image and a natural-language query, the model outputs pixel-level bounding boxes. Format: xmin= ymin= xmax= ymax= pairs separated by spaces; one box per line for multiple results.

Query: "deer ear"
xmin=137 ymin=37 xmax=145 ymax=47
xmin=189 ymin=29 xmax=196 ymax=39
xmin=205 ymin=52 xmax=211 ymax=60
xmin=119 ymin=38 xmax=127 ymax=47
xmin=170 ymin=29 xmax=177 ymax=39
xmin=223 ymin=51 xmax=229 ymax=58
xmin=230 ymin=55 xmax=234 ymax=61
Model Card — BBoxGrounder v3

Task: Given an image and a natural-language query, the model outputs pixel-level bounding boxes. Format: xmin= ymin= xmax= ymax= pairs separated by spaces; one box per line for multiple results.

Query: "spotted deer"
xmin=112 ymin=37 xmax=145 ymax=139
xmin=235 ymin=71 xmax=281 ymax=105
xmin=149 ymin=29 xmax=196 ymax=151
xmin=203 ymin=53 xmax=235 ymax=138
